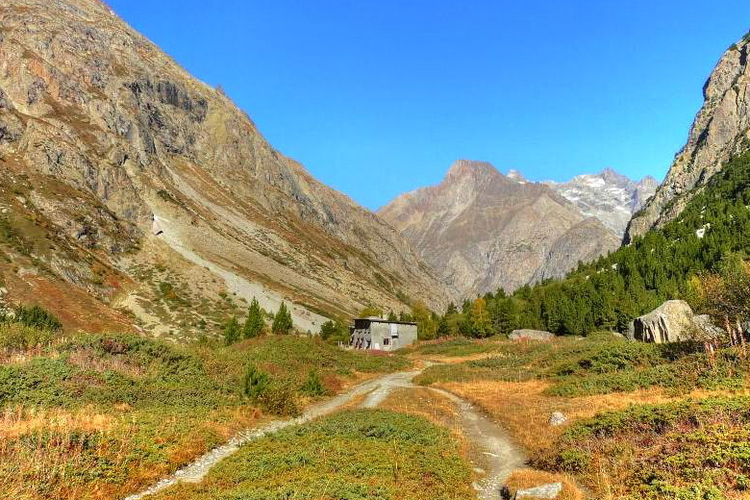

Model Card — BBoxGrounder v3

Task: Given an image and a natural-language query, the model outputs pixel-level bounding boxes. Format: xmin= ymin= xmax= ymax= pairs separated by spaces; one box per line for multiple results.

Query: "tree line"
xmin=228 ymin=151 xmax=750 ymax=344
xmin=224 ymin=298 xmax=294 ymax=345
xmin=416 ymin=152 xmax=750 ymax=338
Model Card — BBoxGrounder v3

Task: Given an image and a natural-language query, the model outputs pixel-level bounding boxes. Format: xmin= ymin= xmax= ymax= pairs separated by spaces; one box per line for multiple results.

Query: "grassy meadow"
xmin=412 ymin=335 xmax=750 ymax=500
xmin=153 ymin=409 xmax=475 ymax=500
xmin=0 ymin=323 xmax=408 ymax=499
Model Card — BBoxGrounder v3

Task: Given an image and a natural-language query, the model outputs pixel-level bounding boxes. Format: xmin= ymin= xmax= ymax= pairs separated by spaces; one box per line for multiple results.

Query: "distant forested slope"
xmin=455 ymin=152 xmax=750 ymax=336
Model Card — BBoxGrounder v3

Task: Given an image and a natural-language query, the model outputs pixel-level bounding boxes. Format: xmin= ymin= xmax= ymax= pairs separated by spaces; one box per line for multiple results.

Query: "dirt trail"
xmin=431 ymin=388 xmax=526 ymax=499
xmin=124 ymin=366 xmax=523 ymax=500
xmin=358 ymin=368 xmax=526 ymax=499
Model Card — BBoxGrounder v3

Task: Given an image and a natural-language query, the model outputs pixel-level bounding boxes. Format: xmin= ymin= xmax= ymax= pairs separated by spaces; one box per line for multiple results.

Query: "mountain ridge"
xmin=378 ymin=160 xmax=633 ymax=298
xmin=626 ymin=31 xmax=750 ymax=241
xmin=0 ymin=0 xmax=449 ymax=336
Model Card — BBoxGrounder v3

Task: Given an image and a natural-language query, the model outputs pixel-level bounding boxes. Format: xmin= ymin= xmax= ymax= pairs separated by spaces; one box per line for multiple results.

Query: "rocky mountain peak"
xmin=543 ymin=169 xmax=657 ymax=236
xmin=445 ymin=160 xmax=500 ymax=183
xmin=379 ymin=160 xmax=620 ymax=298
xmin=506 ymin=169 xmax=529 ymax=184
xmin=627 ymin=31 xmax=750 ymax=241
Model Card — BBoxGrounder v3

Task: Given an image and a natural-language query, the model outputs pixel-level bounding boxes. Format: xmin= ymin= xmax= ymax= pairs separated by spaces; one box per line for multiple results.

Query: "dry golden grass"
xmin=0 ymin=404 xmax=265 ymax=500
xmin=0 ymin=405 xmax=114 ymax=438
xmin=380 ymin=387 xmax=462 ymax=430
xmin=504 ymin=469 xmax=584 ymax=500
xmin=67 ymin=348 xmax=145 ymax=377
xmin=414 ymin=351 xmax=501 ymax=364
xmin=437 ymin=380 xmax=690 ymax=455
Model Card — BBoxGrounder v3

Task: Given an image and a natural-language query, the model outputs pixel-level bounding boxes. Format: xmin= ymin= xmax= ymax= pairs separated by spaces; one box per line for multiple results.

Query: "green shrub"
xmin=538 ymin=397 xmax=750 ymax=499
xmin=257 ymin=380 xmax=300 ymax=417
xmin=5 ymin=305 xmax=62 ymax=331
xmin=158 ymin=409 xmax=474 ymax=499
xmin=300 ymin=370 xmax=326 ymax=397
xmin=243 ymin=365 xmax=270 ymax=400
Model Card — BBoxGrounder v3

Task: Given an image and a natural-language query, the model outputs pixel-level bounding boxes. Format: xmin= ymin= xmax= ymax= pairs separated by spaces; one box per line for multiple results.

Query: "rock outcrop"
xmin=509 ymin=329 xmax=555 ymax=341
xmin=378 ymin=161 xmax=621 ymax=298
xmin=548 ymin=412 xmax=568 ymax=426
xmin=632 ymin=300 xmax=722 ymax=343
xmin=627 ymin=32 xmax=750 ymax=241
xmin=0 ymin=0 xmax=449 ymax=335
xmin=503 ymin=483 xmax=563 ymax=499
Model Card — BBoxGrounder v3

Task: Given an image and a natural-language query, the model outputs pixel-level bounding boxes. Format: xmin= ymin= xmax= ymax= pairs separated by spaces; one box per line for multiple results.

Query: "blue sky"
xmin=107 ymin=1 xmax=750 ymax=210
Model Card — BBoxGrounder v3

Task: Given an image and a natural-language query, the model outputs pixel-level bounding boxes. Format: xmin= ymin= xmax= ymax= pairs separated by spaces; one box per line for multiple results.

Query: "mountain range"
xmin=2 ymin=0 xmax=745 ymax=337
xmin=379 ymin=162 xmax=656 ymax=298
xmin=627 ymin=33 xmax=750 ymax=241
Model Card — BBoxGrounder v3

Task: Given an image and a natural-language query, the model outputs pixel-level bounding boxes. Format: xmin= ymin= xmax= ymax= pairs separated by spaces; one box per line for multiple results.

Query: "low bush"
xmin=151 ymin=409 xmax=474 ymax=500
xmin=0 ymin=322 xmax=56 ymax=350
xmin=1 ymin=305 xmax=62 ymax=331
xmin=299 ymin=370 xmax=327 ymax=397
xmin=415 ymin=334 xmax=748 ymax=397
xmin=535 ymin=397 xmax=750 ymax=499
xmin=243 ymin=364 xmax=270 ymax=400
xmin=0 ymin=330 xmax=410 ymax=498
xmin=401 ymin=336 xmax=501 ymax=357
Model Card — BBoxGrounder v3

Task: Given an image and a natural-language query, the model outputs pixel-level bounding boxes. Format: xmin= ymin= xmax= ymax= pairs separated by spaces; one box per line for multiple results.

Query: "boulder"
xmin=509 ymin=329 xmax=554 ymax=341
xmin=548 ymin=411 xmax=568 ymax=426
xmin=626 ymin=320 xmax=635 ymax=341
xmin=514 ymin=482 xmax=563 ymax=499
xmin=694 ymin=315 xmax=725 ymax=339
xmin=633 ymin=300 xmax=722 ymax=343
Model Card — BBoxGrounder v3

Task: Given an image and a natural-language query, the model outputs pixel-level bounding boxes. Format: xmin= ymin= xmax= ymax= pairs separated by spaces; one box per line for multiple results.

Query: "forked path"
xmin=124 ymin=366 xmax=524 ymax=500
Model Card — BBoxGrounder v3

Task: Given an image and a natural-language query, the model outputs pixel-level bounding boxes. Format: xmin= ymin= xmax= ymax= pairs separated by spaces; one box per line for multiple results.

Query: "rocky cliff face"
xmin=543 ymin=169 xmax=658 ymax=236
xmin=0 ymin=0 xmax=448 ymax=336
xmin=626 ymin=32 xmax=750 ymax=241
xmin=378 ymin=160 xmax=621 ymax=298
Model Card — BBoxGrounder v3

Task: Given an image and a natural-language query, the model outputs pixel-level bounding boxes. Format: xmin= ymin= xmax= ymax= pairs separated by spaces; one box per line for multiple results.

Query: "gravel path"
xmin=123 ymin=370 xmax=420 ymax=500
xmin=123 ymin=366 xmax=524 ymax=500
xmin=431 ymin=388 xmax=526 ymax=499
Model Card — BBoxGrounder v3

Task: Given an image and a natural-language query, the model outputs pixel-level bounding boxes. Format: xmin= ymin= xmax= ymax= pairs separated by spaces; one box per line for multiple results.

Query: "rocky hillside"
xmin=0 ymin=0 xmax=448 ymax=337
xmin=542 ymin=169 xmax=657 ymax=236
xmin=627 ymin=31 xmax=750 ymax=241
xmin=378 ymin=160 xmax=621 ymax=298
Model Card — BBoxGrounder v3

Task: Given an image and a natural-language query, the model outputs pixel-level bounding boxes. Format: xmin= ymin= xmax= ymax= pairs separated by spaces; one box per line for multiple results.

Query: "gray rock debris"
xmin=515 ymin=482 xmax=563 ymax=499
xmin=509 ymin=329 xmax=554 ymax=341
xmin=548 ymin=412 xmax=568 ymax=426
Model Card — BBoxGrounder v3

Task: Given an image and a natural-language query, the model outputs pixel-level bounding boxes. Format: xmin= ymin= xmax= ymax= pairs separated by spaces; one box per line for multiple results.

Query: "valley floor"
xmin=5 ymin=328 xmax=750 ymax=499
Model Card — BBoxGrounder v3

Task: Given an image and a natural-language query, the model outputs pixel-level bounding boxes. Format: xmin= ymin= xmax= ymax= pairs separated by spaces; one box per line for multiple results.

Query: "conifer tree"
xmin=468 ymin=297 xmax=492 ymax=338
xmin=436 ymin=316 xmax=450 ymax=338
xmin=272 ymin=302 xmax=294 ymax=335
xmin=243 ymin=297 xmax=264 ymax=339
xmin=224 ymin=315 xmax=241 ymax=345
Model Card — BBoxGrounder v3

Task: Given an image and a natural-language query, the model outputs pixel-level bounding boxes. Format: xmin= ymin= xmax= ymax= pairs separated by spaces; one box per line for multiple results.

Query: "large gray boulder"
xmin=515 ymin=482 xmax=563 ymax=499
xmin=509 ymin=329 xmax=554 ymax=341
xmin=633 ymin=300 xmax=722 ymax=343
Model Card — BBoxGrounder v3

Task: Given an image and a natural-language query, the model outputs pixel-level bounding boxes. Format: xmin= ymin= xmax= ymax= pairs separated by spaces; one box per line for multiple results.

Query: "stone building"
xmin=350 ymin=317 xmax=418 ymax=351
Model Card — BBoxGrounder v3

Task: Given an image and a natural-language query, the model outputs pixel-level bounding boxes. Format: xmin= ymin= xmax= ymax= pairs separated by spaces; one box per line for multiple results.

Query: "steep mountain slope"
xmin=378 ymin=160 xmax=620 ymax=297
xmin=627 ymin=32 xmax=750 ymax=241
xmin=543 ymin=169 xmax=657 ymax=236
xmin=499 ymin=151 xmax=750 ymax=335
xmin=0 ymin=0 xmax=448 ymax=336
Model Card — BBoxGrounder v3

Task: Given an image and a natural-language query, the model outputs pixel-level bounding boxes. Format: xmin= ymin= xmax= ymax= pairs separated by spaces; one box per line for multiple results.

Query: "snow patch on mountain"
xmin=506 ymin=168 xmax=658 ymax=237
